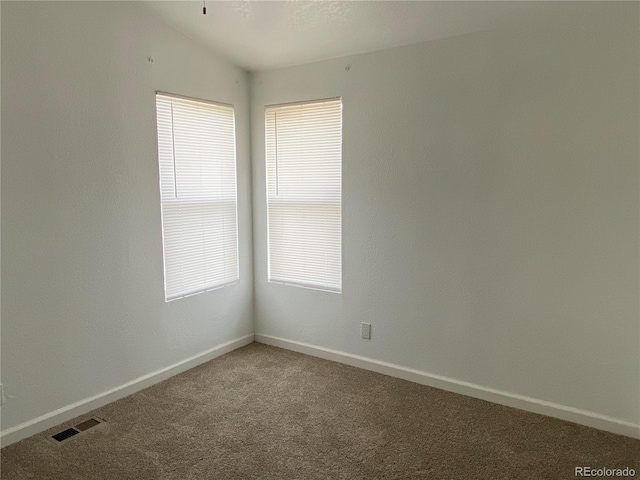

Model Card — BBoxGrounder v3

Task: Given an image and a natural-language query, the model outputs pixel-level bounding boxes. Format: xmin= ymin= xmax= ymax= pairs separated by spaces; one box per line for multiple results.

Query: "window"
xmin=265 ymin=98 xmax=342 ymax=292
xmin=155 ymin=93 xmax=239 ymax=301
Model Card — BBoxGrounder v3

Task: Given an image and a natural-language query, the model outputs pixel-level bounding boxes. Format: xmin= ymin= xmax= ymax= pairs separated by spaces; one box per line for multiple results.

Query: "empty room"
xmin=1 ymin=1 xmax=638 ymax=478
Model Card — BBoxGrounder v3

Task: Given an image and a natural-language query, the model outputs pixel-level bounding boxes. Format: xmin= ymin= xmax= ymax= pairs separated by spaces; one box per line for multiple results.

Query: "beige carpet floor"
xmin=2 ymin=343 xmax=638 ymax=479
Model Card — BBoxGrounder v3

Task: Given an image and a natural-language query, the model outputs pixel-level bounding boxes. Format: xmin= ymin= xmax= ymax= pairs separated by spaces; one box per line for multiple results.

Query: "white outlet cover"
xmin=361 ymin=323 xmax=371 ymax=339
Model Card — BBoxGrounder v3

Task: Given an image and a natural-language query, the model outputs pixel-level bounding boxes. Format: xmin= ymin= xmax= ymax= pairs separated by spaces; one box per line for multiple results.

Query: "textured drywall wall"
xmin=1 ymin=1 xmax=253 ymax=431
xmin=251 ymin=3 xmax=640 ymax=425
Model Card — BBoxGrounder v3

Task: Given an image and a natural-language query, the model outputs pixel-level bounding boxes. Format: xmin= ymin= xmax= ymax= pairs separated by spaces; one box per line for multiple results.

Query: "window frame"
xmin=264 ymin=97 xmax=343 ymax=294
xmin=155 ymin=91 xmax=240 ymax=302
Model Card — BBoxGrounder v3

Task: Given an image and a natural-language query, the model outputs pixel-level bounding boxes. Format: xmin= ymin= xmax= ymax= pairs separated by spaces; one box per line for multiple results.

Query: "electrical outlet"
xmin=361 ymin=323 xmax=371 ymax=339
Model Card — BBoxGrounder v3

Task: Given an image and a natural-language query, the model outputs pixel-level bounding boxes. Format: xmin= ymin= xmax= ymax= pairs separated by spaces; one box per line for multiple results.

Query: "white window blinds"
xmin=155 ymin=93 xmax=239 ymax=301
xmin=265 ymin=98 xmax=342 ymax=292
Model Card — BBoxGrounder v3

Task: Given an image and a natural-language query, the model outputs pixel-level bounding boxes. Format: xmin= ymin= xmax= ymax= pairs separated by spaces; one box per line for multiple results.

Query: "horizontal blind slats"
xmin=156 ymin=94 xmax=239 ymax=301
xmin=266 ymin=99 xmax=342 ymax=292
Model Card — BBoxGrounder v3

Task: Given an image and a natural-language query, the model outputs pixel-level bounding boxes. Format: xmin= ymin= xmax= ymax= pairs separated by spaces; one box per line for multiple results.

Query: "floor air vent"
xmin=51 ymin=428 xmax=80 ymax=442
xmin=50 ymin=417 xmax=104 ymax=443
xmin=75 ymin=418 xmax=101 ymax=431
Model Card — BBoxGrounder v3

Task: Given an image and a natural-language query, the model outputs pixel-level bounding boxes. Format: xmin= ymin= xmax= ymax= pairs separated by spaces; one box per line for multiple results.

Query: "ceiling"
xmin=143 ymin=1 xmax=588 ymax=72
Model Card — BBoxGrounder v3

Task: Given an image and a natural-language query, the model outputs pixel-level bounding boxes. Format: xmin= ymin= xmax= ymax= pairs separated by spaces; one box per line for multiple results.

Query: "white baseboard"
xmin=1 ymin=333 xmax=255 ymax=448
xmin=255 ymin=334 xmax=640 ymax=440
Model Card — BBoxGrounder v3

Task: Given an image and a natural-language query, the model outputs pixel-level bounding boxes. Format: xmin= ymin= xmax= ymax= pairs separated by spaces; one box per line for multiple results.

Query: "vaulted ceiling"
xmin=143 ymin=1 xmax=603 ymax=72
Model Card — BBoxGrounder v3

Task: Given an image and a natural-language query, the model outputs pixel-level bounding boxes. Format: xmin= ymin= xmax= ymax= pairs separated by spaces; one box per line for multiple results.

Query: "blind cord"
xmin=274 ymin=112 xmax=279 ymax=196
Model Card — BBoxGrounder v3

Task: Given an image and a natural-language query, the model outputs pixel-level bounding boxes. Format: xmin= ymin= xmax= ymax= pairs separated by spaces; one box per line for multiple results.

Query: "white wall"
xmin=1 ymin=1 xmax=253 ymax=432
xmin=2 ymin=0 xmax=638 ymax=442
xmin=251 ymin=3 xmax=639 ymax=426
